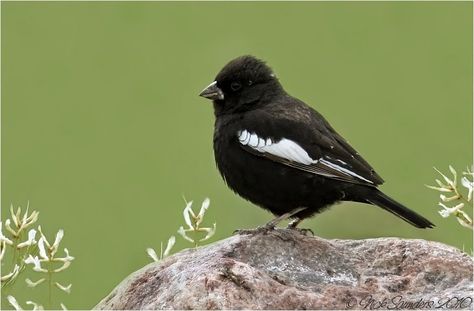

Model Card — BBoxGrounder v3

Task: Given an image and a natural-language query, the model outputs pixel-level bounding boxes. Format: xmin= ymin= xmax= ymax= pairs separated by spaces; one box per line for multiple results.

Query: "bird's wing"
xmin=237 ymin=107 xmax=384 ymax=186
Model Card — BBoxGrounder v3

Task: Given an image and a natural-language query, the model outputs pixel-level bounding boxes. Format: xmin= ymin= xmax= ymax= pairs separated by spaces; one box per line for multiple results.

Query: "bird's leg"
xmin=234 ymin=207 xmax=307 ymax=235
xmin=286 ymin=216 xmax=314 ymax=236
xmin=287 ymin=218 xmax=302 ymax=228
xmin=264 ymin=208 xmax=305 ymax=229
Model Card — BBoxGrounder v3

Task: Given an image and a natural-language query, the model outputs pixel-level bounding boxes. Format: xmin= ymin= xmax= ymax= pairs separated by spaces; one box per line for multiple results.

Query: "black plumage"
xmin=199 ymin=55 xmax=434 ymax=229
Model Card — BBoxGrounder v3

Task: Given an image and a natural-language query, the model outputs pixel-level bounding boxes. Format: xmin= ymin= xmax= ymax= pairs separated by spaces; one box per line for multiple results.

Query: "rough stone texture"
xmin=95 ymin=229 xmax=473 ymax=310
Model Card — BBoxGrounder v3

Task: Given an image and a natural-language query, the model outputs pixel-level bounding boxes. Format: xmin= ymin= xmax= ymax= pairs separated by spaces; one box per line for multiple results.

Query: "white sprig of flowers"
xmin=426 ymin=165 xmax=473 ymax=229
xmin=146 ymin=198 xmax=216 ymax=262
xmin=1 ymin=203 xmax=74 ymax=310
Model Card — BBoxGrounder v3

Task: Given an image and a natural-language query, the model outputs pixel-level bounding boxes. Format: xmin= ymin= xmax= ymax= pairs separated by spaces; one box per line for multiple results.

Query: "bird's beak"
xmin=199 ymin=81 xmax=224 ymax=100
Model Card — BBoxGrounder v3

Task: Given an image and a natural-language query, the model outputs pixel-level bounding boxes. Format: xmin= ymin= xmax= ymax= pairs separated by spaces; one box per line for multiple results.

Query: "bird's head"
xmin=199 ymin=55 xmax=283 ymax=115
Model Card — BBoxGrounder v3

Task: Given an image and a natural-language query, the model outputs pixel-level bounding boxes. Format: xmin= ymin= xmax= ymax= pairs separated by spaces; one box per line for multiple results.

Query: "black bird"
xmin=199 ymin=55 xmax=434 ymax=230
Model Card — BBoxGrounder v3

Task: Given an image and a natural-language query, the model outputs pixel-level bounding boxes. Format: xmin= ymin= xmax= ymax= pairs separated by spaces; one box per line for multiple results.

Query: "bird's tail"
xmin=366 ymin=190 xmax=435 ymax=229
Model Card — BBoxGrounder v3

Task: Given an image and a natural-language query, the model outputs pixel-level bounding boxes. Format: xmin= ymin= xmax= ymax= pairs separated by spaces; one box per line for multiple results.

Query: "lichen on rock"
xmin=95 ymin=229 xmax=473 ymax=310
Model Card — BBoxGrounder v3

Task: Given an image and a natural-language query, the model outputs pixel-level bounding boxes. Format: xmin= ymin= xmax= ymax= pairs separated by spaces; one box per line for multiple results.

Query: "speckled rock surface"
xmin=95 ymin=229 xmax=473 ymax=310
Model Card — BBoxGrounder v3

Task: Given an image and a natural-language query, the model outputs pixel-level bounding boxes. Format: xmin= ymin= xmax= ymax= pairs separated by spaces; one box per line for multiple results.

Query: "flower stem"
xmin=48 ymin=260 xmax=53 ymax=309
xmin=11 ymin=236 xmax=19 ymax=265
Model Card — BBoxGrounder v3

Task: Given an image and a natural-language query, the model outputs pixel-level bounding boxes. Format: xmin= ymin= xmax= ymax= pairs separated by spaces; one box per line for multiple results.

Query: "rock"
xmin=95 ymin=229 xmax=473 ymax=310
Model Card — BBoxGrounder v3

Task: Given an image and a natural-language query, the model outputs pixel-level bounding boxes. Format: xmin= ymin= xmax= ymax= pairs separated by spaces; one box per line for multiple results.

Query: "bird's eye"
xmin=230 ymin=82 xmax=242 ymax=91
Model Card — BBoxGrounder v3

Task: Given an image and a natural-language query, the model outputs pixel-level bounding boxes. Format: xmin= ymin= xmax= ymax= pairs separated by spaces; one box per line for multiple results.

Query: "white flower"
xmin=55 ymin=282 xmax=72 ymax=294
xmin=17 ymin=229 xmax=37 ymax=249
xmin=0 ymin=221 xmax=13 ymax=245
xmin=146 ymin=248 xmax=159 ymax=262
xmin=461 ymin=176 xmax=473 ymax=201
xmin=61 ymin=248 xmax=75 ymax=262
xmin=37 ymin=237 xmax=48 ymax=260
xmin=7 ymin=295 xmax=23 ymax=311
xmin=0 ymin=242 xmax=6 ymax=261
xmin=147 ymin=236 xmax=175 ymax=262
xmin=5 ymin=219 xmax=17 ymax=236
xmin=178 ymin=198 xmax=216 ymax=245
xmin=25 ymin=278 xmax=46 ymax=287
xmin=439 ymin=194 xmax=460 ymax=202
xmin=177 ymin=226 xmax=194 ymax=243
xmin=461 ymin=176 xmax=473 ymax=189
xmin=163 ymin=236 xmax=176 ymax=257
xmin=25 ymin=301 xmax=43 ymax=311
xmin=37 ymin=226 xmax=51 ymax=248
xmin=182 ymin=198 xmax=211 ymax=229
xmin=199 ymin=223 xmax=217 ymax=242
xmin=54 ymin=248 xmax=75 ymax=268
xmin=456 ymin=210 xmax=473 ymax=229
xmin=428 ymin=166 xmax=473 ymax=230
xmin=54 ymin=261 xmax=71 ymax=273
xmin=11 ymin=205 xmax=20 ymax=228
xmin=27 ymin=211 xmax=39 ymax=227
xmin=462 ymin=166 xmax=473 ymax=181
xmin=60 ymin=303 xmax=67 ymax=310
xmin=428 ymin=166 xmax=457 ymax=191
xmin=438 ymin=202 xmax=464 ymax=218
xmin=425 ymin=185 xmax=452 ymax=192
xmin=37 ymin=228 xmax=72 ymax=264
xmin=51 ymin=229 xmax=64 ymax=256
xmin=22 ymin=205 xmax=30 ymax=225
xmin=196 ymin=198 xmax=210 ymax=226
xmin=183 ymin=201 xmax=194 ymax=229
xmin=1 ymin=264 xmax=20 ymax=282
xmin=448 ymin=165 xmax=458 ymax=185
xmin=9 ymin=203 xmax=39 ymax=233
xmin=25 ymin=255 xmax=47 ymax=273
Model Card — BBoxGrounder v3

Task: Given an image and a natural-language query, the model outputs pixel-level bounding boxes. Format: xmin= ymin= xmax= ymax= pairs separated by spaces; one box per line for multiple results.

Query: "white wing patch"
xmin=237 ymin=130 xmax=374 ymax=184
xmin=238 ymin=130 xmax=316 ymax=165
xmin=319 ymin=158 xmax=373 ymax=183
xmin=325 ymin=156 xmax=347 ymax=165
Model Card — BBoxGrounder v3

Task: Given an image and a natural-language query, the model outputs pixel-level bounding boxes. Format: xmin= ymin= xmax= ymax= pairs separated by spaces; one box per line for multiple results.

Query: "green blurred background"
xmin=2 ymin=2 xmax=472 ymax=309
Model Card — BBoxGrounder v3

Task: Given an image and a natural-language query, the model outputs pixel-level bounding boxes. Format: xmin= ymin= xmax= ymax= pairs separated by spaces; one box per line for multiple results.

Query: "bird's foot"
xmin=233 ymin=223 xmax=276 ymax=235
xmin=233 ymin=207 xmax=308 ymax=235
xmin=286 ymin=217 xmax=314 ymax=236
